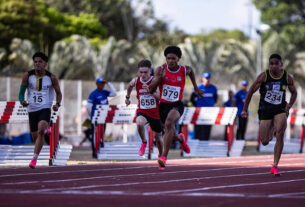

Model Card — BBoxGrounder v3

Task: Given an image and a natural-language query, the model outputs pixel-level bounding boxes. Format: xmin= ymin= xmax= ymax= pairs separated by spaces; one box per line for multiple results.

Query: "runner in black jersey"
xmin=241 ymin=54 xmax=297 ymax=176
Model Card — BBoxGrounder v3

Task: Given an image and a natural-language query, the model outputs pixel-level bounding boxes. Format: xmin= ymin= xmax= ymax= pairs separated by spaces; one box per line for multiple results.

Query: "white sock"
xmin=33 ymin=154 xmax=39 ymax=160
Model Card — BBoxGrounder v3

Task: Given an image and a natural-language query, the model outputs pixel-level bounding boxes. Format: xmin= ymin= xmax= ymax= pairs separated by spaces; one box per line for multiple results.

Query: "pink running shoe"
xmin=179 ymin=133 xmax=190 ymax=154
xmin=158 ymin=156 xmax=166 ymax=171
xmin=270 ymin=166 xmax=280 ymax=176
xmin=29 ymin=159 xmax=36 ymax=169
xmin=138 ymin=142 xmax=147 ymax=156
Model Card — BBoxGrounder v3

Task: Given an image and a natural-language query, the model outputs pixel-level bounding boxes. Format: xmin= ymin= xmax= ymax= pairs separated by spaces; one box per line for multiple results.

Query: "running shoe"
xmin=29 ymin=159 xmax=36 ymax=169
xmin=138 ymin=142 xmax=147 ymax=156
xmin=179 ymin=133 xmax=190 ymax=154
xmin=158 ymin=156 xmax=166 ymax=171
xmin=270 ymin=165 xmax=280 ymax=176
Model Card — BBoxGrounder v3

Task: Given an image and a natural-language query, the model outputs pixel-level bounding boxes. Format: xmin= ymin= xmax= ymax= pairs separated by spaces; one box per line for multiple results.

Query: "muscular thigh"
xmin=136 ymin=114 xmax=148 ymax=126
xmin=259 ymin=120 xmax=273 ymax=139
xmin=273 ymin=113 xmax=287 ymax=133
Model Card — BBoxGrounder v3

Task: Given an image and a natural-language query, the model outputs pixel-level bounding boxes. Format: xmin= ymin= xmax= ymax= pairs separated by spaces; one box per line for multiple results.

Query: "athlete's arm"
xmin=186 ymin=66 xmax=203 ymax=98
xmin=19 ymin=72 xmax=29 ymax=106
xmin=107 ymin=82 xmax=117 ymax=97
xmin=148 ymin=66 xmax=163 ymax=94
xmin=125 ymin=78 xmax=136 ymax=106
xmin=51 ymin=75 xmax=62 ymax=111
xmin=241 ymin=72 xmax=265 ymax=118
xmin=286 ymin=74 xmax=297 ymax=111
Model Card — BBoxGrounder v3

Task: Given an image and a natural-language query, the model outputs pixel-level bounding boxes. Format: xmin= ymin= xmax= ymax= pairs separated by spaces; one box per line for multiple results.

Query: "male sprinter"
xmin=19 ymin=52 xmax=62 ymax=169
xmin=149 ymin=46 xmax=202 ymax=170
xmin=241 ymin=54 xmax=297 ymax=176
xmin=126 ymin=59 xmax=163 ymax=160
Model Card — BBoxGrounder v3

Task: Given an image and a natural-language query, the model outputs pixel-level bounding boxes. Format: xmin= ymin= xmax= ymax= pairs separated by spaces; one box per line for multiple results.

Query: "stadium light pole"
xmin=256 ymin=24 xmax=270 ymax=77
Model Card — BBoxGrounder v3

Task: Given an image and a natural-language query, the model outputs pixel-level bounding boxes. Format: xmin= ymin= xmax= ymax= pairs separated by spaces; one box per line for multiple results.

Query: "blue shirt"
xmin=88 ymin=89 xmax=110 ymax=118
xmin=223 ymin=99 xmax=233 ymax=107
xmin=196 ymin=83 xmax=218 ymax=107
xmin=234 ymin=89 xmax=247 ymax=115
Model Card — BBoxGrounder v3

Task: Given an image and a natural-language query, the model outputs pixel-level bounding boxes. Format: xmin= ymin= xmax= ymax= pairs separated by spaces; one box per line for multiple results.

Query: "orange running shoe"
xmin=29 ymin=159 xmax=36 ymax=169
xmin=179 ymin=133 xmax=190 ymax=154
xmin=158 ymin=156 xmax=166 ymax=171
xmin=138 ymin=142 xmax=147 ymax=156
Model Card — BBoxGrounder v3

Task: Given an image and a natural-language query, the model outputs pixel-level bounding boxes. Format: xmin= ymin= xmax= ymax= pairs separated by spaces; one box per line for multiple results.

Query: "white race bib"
xmin=264 ymin=90 xmax=283 ymax=105
xmin=161 ymin=84 xmax=180 ymax=102
xmin=29 ymin=91 xmax=47 ymax=105
xmin=139 ymin=95 xmax=156 ymax=109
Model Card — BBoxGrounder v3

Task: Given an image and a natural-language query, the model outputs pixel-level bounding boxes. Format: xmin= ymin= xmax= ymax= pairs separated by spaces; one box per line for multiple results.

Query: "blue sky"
xmin=152 ymin=0 xmax=261 ymax=38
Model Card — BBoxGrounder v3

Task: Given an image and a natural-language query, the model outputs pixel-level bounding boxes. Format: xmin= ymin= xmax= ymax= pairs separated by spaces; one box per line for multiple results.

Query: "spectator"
xmin=233 ymin=80 xmax=248 ymax=140
xmin=190 ymin=72 xmax=218 ymax=140
xmin=87 ymin=77 xmax=117 ymax=158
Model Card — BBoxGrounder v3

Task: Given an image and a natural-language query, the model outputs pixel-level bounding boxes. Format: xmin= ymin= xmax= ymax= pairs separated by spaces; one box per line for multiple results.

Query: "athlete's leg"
xmin=259 ymin=120 xmax=274 ymax=146
xmin=34 ymin=120 xmax=48 ymax=155
xmin=162 ymin=109 xmax=181 ymax=158
xmin=136 ymin=115 xmax=148 ymax=144
xmin=154 ymin=131 xmax=163 ymax=157
xmin=272 ymin=113 xmax=287 ymax=167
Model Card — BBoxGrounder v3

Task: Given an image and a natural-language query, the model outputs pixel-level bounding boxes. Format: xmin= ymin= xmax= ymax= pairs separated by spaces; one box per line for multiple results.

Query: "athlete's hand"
xmin=21 ymin=101 xmax=29 ymax=107
xmin=52 ymin=104 xmax=59 ymax=111
xmin=241 ymin=111 xmax=248 ymax=118
xmin=285 ymin=103 xmax=292 ymax=112
xmin=194 ymin=88 xmax=203 ymax=98
xmin=125 ymin=99 xmax=131 ymax=106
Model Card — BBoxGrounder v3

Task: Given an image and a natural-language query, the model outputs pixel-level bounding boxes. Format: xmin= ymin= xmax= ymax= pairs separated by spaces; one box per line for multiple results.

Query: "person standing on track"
xmin=87 ymin=77 xmax=117 ymax=158
xmin=19 ymin=51 xmax=62 ymax=169
xmin=125 ymin=59 xmax=163 ymax=159
xmin=241 ymin=54 xmax=297 ymax=176
xmin=149 ymin=46 xmax=202 ymax=170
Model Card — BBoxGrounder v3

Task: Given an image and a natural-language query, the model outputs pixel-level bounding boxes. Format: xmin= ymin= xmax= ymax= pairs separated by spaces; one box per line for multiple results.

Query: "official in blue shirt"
xmin=233 ymin=80 xmax=248 ymax=140
xmin=87 ymin=77 xmax=117 ymax=158
xmin=190 ymin=72 xmax=218 ymax=140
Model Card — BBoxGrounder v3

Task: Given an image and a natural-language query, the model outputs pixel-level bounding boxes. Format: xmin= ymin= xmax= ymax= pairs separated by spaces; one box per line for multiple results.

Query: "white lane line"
xmin=0 ymin=156 xmax=304 ymax=178
xmin=2 ymin=161 xmax=305 ymax=185
xmin=268 ymin=191 xmax=305 ymax=198
xmin=0 ymin=158 xmax=305 ymax=178
xmin=30 ymin=169 xmax=305 ymax=193
xmin=142 ymin=178 xmax=305 ymax=196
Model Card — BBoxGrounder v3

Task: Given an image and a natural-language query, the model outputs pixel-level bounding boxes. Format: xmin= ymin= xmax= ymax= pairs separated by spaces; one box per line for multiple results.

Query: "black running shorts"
xmin=159 ymin=101 xmax=184 ymax=124
xmin=28 ymin=108 xmax=51 ymax=132
xmin=258 ymin=108 xmax=288 ymax=121
xmin=136 ymin=112 xmax=163 ymax=133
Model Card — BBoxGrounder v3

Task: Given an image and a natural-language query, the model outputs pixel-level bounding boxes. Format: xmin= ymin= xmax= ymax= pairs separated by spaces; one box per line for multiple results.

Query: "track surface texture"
xmin=1 ymin=154 xmax=305 ymax=207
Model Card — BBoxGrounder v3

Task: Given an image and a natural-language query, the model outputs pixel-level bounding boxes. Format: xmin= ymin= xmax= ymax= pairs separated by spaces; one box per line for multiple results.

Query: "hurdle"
xmin=92 ymin=104 xmax=157 ymax=160
xmin=257 ymin=108 xmax=305 ymax=154
xmin=178 ymin=107 xmax=244 ymax=157
xmin=0 ymin=101 xmax=72 ymax=166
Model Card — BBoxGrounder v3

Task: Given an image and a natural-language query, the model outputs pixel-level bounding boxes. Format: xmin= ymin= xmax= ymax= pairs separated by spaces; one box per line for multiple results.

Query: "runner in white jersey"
xmin=18 ymin=52 xmax=62 ymax=169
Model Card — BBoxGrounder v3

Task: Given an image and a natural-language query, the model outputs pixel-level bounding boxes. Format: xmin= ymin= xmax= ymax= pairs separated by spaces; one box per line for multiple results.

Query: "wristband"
xmin=126 ymin=95 xmax=130 ymax=99
xmin=56 ymin=102 xmax=61 ymax=107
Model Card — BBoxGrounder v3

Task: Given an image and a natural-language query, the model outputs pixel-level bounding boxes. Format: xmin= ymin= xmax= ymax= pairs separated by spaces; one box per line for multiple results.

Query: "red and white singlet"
xmin=136 ymin=76 xmax=160 ymax=119
xmin=159 ymin=65 xmax=186 ymax=103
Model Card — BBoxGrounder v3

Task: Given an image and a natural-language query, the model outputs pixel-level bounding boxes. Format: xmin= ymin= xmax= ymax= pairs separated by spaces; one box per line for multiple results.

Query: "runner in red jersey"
xmin=126 ymin=59 xmax=163 ymax=158
xmin=149 ymin=46 xmax=202 ymax=170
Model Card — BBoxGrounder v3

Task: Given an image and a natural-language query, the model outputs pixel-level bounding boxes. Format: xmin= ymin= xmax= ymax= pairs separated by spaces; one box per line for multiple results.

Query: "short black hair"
xmin=164 ymin=46 xmax=182 ymax=58
xmin=269 ymin=53 xmax=282 ymax=61
xmin=138 ymin=59 xmax=151 ymax=68
xmin=32 ymin=51 xmax=48 ymax=62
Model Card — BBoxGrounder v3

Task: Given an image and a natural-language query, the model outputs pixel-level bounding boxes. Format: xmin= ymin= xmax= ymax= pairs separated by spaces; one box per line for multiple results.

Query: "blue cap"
xmin=202 ymin=72 xmax=211 ymax=79
xmin=96 ymin=77 xmax=106 ymax=83
xmin=241 ymin=80 xmax=248 ymax=86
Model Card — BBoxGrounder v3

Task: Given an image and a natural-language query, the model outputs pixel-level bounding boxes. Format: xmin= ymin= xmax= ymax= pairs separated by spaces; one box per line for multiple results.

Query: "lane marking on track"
xmin=2 ymin=162 xmax=305 ymax=185
xmin=24 ymin=168 xmax=305 ymax=193
xmin=142 ymin=178 xmax=305 ymax=196
xmin=0 ymin=156 xmax=304 ymax=179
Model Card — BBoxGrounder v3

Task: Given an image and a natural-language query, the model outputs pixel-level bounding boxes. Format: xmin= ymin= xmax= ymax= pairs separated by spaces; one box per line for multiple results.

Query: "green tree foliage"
xmin=192 ymin=29 xmax=248 ymax=44
xmin=0 ymin=0 xmax=106 ymax=53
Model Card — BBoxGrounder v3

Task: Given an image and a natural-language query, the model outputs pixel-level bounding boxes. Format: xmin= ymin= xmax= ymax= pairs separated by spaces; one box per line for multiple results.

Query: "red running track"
xmin=1 ymin=154 xmax=305 ymax=207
